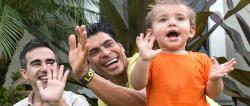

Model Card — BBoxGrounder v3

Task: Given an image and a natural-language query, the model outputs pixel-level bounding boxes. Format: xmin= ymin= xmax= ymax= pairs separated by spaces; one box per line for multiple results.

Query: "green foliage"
xmin=0 ymin=71 xmax=31 ymax=105
xmin=0 ymin=86 xmax=11 ymax=106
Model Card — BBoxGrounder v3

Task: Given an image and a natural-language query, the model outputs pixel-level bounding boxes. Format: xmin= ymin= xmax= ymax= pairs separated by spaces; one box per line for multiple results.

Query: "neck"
xmin=109 ymin=72 xmax=128 ymax=87
xmin=107 ymin=61 xmax=128 ymax=87
xmin=161 ymin=49 xmax=188 ymax=54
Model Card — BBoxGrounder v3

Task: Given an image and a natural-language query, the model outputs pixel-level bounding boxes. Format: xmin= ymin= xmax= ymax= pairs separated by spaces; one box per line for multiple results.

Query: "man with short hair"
xmin=69 ymin=23 xmax=146 ymax=106
xmin=15 ymin=39 xmax=90 ymax=106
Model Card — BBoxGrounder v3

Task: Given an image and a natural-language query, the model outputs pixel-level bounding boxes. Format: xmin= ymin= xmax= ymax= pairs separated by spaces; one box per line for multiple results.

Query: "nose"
xmin=41 ymin=63 xmax=48 ymax=72
xmin=100 ymin=48 xmax=111 ymax=57
xmin=168 ymin=19 xmax=177 ymax=27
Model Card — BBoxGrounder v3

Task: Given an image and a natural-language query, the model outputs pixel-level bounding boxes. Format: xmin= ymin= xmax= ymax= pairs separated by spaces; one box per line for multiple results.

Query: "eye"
xmin=177 ymin=16 xmax=185 ymax=21
xmin=31 ymin=62 xmax=41 ymax=67
xmin=159 ymin=17 xmax=167 ymax=22
xmin=32 ymin=62 xmax=40 ymax=66
xmin=89 ymin=49 xmax=99 ymax=56
xmin=47 ymin=60 xmax=55 ymax=65
xmin=104 ymin=41 xmax=114 ymax=48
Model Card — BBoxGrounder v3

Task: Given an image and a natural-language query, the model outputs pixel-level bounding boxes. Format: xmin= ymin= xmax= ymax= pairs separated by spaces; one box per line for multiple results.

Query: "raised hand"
xmin=69 ymin=25 xmax=89 ymax=80
xmin=136 ymin=32 xmax=161 ymax=61
xmin=37 ymin=63 xmax=69 ymax=105
xmin=209 ymin=57 xmax=237 ymax=81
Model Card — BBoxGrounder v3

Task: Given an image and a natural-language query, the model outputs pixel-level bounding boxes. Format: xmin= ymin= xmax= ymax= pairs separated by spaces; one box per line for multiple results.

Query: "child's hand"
xmin=136 ymin=32 xmax=161 ymax=61
xmin=209 ymin=57 xmax=237 ymax=82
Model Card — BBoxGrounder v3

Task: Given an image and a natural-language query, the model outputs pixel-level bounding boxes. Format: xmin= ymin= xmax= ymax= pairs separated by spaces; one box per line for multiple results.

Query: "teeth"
xmin=39 ymin=76 xmax=48 ymax=80
xmin=104 ymin=58 xmax=118 ymax=67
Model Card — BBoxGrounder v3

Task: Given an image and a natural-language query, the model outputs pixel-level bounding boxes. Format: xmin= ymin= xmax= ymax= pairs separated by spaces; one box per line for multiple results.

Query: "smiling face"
xmin=20 ymin=47 xmax=56 ymax=89
xmin=87 ymin=32 xmax=128 ymax=79
xmin=149 ymin=4 xmax=195 ymax=51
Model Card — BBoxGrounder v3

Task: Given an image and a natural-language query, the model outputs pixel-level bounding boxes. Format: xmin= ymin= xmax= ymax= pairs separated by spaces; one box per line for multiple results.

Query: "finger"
xmin=148 ymin=35 xmax=155 ymax=48
xmin=69 ymin=35 xmax=77 ymax=51
xmin=221 ymin=73 xmax=228 ymax=77
xmin=78 ymin=25 xmax=86 ymax=44
xmin=47 ymin=64 xmax=52 ymax=80
xmin=220 ymin=66 xmax=235 ymax=74
xmin=137 ymin=33 xmax=144 ymax=47
xmin=144 ymin=32 xmax=150 ymax=43
xmin=155 ymin=49 xmax=162 ymax=54
xmin=80 ymin=31 xmax=88 ymax=51
xmin=211 ymin=57 xmax=219 ymax=65
xmin=37 ymin=80 xmax=44 ymax=91
xmin=58 ymin=65 xmax=64 ymax=81
xmin=62 ymin=70 xmax=69 ymax=83
xmin=227 ymin=58 xmax=237 ymax=66
xmin=83 ymin=43 xmax=89 ymax=61
xmin=52 ymin=63 xmax=58 ymax=80
xmin=75 ymin=26 xmax=82 ymax=44
xmin=80 ymin=25 xmax=86 ymax=32
xmin=136 ymin=36 xmax=141 ymax=47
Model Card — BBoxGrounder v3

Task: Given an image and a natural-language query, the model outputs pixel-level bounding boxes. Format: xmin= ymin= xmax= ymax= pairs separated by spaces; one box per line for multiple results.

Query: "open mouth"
xmin=103 ymin=58 xmax=119 ymax=67
xmin=38 ymin=75 xmax=48 ymax=80
xmin=166 ymin=30 xmax=179 ymax=38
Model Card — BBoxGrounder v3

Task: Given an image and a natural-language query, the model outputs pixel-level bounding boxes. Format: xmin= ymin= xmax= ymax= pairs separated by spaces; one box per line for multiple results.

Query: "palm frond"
xmin=0 ymin=5 xmax=24 ymax=58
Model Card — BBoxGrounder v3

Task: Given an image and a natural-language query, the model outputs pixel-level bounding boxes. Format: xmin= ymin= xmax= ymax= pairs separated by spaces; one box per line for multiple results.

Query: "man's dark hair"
xmin=19 ymin=39 xmax=55 ymax=69
xmin=86 ymin=23 xmax=117 ymax=41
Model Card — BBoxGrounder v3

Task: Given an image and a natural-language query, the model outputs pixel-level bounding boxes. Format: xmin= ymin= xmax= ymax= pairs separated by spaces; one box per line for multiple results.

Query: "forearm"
xmin=206 ymin=79 xmax=224 ymax=99
xmin=87 ymin=74 xmax=146 ymax=106
xmin=131 ymin=58 xmax=150 ymax=90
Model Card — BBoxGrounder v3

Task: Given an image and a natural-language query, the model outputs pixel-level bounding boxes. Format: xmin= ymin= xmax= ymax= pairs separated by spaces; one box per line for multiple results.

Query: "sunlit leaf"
xmin=224 ymin=0 xmax=250 ymax=19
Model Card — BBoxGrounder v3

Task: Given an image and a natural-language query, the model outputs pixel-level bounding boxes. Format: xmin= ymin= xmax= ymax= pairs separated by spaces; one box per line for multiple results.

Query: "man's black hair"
xmin=86 ymin=23 xmax=117 ymax=41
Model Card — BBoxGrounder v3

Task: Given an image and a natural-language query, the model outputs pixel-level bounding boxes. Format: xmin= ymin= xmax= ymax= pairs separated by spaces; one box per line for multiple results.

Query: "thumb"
xmin=211 ymin=56 xmax=219 ymax=65
xmin=37 ymin=80 xmax=44 ymax=92
xmin=155 ymin=49 xmax=162 ymax=54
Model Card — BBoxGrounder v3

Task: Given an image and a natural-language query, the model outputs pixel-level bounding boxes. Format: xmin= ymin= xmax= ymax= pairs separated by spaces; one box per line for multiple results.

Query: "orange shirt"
xmin=147 ymin=52 xmax=211 ymax=106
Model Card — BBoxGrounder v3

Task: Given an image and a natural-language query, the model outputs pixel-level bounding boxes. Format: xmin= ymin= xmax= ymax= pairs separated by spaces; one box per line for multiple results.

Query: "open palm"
xmin=68 ymin=25 xmax=89 ymax=80
xmin=37 ymin=63 xmax=69 ymax=102
xmin=209 ymin=57 xmax=237 ymax=81
xmin=136 ymin=32 xmax=161 ymax=61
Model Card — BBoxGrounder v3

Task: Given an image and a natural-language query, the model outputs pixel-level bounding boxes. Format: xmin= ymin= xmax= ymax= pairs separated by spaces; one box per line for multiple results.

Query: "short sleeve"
xmin=201 ymin=53 xmax=211 ymax=85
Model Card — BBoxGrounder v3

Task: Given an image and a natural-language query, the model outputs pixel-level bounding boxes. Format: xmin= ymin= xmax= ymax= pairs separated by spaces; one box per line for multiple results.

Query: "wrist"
xmin=208 ymin=78 xmax=223 ymax=85
xmin=79 ymin=68 xmax=95 ymax=85
xmin=74 ymin=65 xmax=89 ymax=81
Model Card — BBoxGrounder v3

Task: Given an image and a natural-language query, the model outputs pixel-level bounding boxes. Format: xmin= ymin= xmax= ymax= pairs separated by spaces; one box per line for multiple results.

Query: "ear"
xmin=189 ymin=25 xmax=196 ymax=38
xmin=20 ymin=69 xmax=29 ymax=80
xmin=118 ymin=42 xmax=124 ymax=49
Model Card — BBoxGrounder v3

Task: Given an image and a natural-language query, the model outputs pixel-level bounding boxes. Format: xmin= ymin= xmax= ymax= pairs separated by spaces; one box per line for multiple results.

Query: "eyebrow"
xmin=30 ymin=59 xmax=41 ymax=65
xmin=89 ymin=39 xmax=114 ymax=51
xmin=30 ymin=59 xmax=56 ymax=65
xmin=103 ymin=39 xmax=113 ymax=44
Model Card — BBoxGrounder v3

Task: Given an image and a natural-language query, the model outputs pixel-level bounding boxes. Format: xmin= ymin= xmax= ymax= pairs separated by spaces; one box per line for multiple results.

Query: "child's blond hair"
xmin=145 ymin=0 xmax=196 ymax=28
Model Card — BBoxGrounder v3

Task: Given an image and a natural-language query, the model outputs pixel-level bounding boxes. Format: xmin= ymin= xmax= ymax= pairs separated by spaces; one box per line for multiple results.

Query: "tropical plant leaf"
xmin=192 ymin=11 xmax=214 ymax=39
xmin=224 ymin=0 xmax=250 ymax=19
xmin=0 ymin=5 xmax=24 ymax=58
xmin=222 ymin=77 xmax=245 ymax=98
xmin=100 ymin=0 xmax=128 ymax=51
xmin=9 ymin=77 xmax=31 ymax=103
xmin=226 ymin=0 xmax=250 ymax=44
xmin=202 ymin=0 xmax=216 ymax=11
xmin=217 ymin=57 xmax=250 ymax=88
xmin=187 ymin=12 xmax=222 ymax=51
xmin=210 ymin=13 xmax=250 ymax=65
xmin=223 ymin=77 xmax=250 ymax=105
